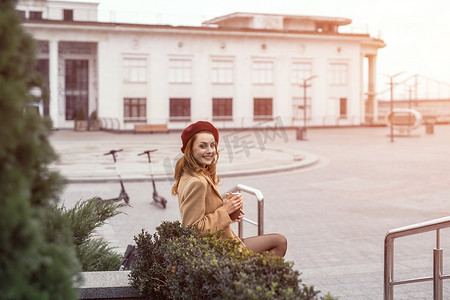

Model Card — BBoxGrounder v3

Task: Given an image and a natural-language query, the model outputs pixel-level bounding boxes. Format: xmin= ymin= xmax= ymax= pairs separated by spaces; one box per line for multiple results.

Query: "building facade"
xmin=17 ymin=0 xmax=385 ymax=130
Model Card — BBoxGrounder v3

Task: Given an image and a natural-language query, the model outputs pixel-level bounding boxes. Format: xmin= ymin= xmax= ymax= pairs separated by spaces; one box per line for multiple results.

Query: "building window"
xmin=254 ymin=98 xmax=273 ymax=121
xmin=169 ymin=59 xmax=191 ymax=83
xmin=170 ymin=98 xmax=191 ymax=122
xmin=17 ymin=10 xmax=26 ymax=19
xmin=63 ymin=9 xmax=73 ymax=21
xmin=329 ymin=62 xmax=348 ymax=85
xmin=123 ymin=58 xmax=147 ymax=83
xmin=213 ymin=98 xmax=233 ymax=121
xmin=252 ymin=61 xmax=273 ymax=84
xmin=124 ymin=98 xmax=146 ymax=122
xmin=211 ymin=60 xmax=233 ymax=84
xmin=292 ymin=62 xmax=312 ymax=84
xmin=29 ymin=11 xmax=43 ymax=20
xmin=339 ymin=98 xmax=347 ymax=118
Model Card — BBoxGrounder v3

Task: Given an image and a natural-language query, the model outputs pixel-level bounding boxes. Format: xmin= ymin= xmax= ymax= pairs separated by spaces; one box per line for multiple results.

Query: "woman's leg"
xmin=242 ymin=233 xmax=287 ymax=257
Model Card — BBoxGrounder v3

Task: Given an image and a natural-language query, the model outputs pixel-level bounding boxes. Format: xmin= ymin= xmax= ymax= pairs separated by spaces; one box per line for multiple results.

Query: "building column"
xmin=49 ymin=39 xmax=59 ymax=128
xmin=366 ymin=55 xmax=377 ymax=123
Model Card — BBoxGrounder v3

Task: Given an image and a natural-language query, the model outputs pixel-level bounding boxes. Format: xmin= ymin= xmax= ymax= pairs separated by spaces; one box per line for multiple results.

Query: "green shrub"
xmin=130 ymin=221 xmax=337 ymax=300
xmin=60 ymin=198 xmax=127 ymax=271
xmin=0 ymin=1 xmax=81 ymax=298
xmin=76 ymin=238 xmax=122 ymax=271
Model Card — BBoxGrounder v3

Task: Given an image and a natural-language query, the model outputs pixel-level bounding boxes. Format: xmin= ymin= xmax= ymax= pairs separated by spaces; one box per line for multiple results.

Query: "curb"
xmin=64 ymin=153 xmax=321 ymax=184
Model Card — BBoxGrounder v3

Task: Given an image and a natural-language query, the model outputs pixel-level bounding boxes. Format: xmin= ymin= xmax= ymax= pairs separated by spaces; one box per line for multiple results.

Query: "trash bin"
xmin=296 ymin=127 xmax=306 ymax=140
xmin=425 ymin=121 xmax=434 ymax=135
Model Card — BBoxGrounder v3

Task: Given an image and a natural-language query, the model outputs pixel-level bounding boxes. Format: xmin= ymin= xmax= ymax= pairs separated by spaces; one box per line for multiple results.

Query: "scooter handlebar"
xmin=104 ymin=149 xmax=124 ymax=156
xmin=138 ymin=149 xmax=158 ymax=156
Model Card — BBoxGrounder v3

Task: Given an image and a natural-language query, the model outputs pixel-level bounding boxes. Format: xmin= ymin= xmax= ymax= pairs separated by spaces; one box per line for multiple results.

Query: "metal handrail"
xmin=384 ymin=216 xmax=450 ymax=300
xmin=223 ymin=184 xmax=264 ymax=239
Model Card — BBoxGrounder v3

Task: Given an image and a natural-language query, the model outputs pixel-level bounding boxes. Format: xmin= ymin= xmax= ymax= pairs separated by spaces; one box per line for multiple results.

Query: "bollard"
xmin=426 ymin=122 xmax=435 ymax=135
xmin=296 ymin=127 xmax=306 ymax=140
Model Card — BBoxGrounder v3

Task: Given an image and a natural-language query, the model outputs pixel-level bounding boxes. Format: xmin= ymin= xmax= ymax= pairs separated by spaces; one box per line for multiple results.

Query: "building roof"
xmin=202 ymin=12 xmax=352 ymax=31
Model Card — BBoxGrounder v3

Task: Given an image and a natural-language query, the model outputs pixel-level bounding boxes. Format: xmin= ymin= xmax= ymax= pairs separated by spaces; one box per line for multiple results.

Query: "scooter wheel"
xmin=161 ymin=197 xmax=167 ymax=209
xmin=124 ymin=193 xmax=130 ymax=204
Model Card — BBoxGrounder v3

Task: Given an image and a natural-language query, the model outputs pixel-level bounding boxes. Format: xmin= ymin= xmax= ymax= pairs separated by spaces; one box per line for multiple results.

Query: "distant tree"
xmin=0 ymin=1 xmax=80 ymax=299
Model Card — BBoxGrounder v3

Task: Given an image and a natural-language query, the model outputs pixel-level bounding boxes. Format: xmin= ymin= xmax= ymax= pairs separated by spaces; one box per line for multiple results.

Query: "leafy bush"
xmin=60 ymin=198 xmax=127 ymax=271
xmin=76 ymin=238 xmax=122 ymax=271
xmin=130 ymin=221 xmax=337 ymax=300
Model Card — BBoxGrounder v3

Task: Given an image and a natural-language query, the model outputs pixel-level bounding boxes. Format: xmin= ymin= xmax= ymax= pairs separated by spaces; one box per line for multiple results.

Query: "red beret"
xmin=181 ymin=121 xmax=219 ymax=153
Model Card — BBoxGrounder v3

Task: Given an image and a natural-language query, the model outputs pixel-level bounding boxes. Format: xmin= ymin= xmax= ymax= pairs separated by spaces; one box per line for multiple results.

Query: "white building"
xmin=17 ymin=0 xmax=385 ymax=130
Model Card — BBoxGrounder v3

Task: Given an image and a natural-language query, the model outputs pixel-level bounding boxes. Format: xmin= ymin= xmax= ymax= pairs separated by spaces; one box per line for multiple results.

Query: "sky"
xmin=95 ymin=0 xmax=450 ymax=89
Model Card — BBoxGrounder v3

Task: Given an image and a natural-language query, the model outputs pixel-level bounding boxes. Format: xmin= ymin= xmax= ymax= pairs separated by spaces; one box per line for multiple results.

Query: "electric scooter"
xmin=138 ymin=149 xmax=167 ymax=209
xmin=103 ymin=149 xmax=130 ymax=204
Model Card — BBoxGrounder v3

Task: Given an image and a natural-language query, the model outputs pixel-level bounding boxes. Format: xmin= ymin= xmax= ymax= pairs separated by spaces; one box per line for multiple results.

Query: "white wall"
xmin=24 ymin=22 xmax=381 ymax=129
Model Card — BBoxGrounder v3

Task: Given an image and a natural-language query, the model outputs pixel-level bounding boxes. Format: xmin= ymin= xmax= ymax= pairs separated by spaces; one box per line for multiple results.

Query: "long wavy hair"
xmin=171 ymin=131 xmax=220 ymax=196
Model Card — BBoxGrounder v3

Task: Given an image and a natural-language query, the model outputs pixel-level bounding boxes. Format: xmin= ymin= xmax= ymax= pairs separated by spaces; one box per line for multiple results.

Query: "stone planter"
xmin=89 ymin=120 xmax=100 ymax=131
xmin=77 ymin=271 xmax=143 ymax=299
xmin=75 ymin=120 xmax=88 ymax=131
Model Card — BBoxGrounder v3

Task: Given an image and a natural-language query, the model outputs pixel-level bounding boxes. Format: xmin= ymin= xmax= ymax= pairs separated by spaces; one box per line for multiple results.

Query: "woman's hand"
xmin=223 ymin=193 xmax=243 ymax=215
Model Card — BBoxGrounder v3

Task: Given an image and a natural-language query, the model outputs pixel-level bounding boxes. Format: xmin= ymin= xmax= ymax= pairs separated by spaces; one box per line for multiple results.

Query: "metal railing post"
xmin=433 ymin=248 xmax=443 ymax=300
xmin=238 ymin=205 xmax=244 ymax=238
xmin=258 ymin=197 xmax=264 ymax=236
xmin=434 ymin=229 xmax=443 ymax=300
xmin=384 ymin=235 xmax=394 ymax=300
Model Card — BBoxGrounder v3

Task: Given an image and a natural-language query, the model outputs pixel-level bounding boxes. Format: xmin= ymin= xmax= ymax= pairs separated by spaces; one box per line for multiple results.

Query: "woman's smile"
xmin=192 ymin=132 xmax=216 ymax=166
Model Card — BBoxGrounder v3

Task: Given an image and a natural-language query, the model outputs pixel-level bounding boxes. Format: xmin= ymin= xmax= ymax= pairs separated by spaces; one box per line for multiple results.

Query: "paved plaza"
xmin=52 ymin=124 xmax=450 ymax=299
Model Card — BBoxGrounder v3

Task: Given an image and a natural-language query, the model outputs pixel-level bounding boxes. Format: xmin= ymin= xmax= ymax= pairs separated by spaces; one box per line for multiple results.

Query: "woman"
xmin=172 ymin=121 xmax=287 ymax=257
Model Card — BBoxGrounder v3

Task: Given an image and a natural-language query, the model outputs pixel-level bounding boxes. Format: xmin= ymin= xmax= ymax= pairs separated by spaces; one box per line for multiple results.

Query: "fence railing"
xmin=99 ymin=117 xmax=121 ymax=131
xmin=223 ymin=184 xmax=264 ymax=239
xmin=384 ymin=216 xmax=450 ymax=299
xmin=97 ymin=115 xmax=375 ymax=132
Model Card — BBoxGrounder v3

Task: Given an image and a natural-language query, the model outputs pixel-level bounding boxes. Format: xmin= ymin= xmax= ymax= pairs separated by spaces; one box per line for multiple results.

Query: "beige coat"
xmin=177 ymin=172 xmax=245 ymax=248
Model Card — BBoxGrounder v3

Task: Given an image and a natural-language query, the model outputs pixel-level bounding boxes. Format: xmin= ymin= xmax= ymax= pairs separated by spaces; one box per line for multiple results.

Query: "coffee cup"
xmin=228 ymin=192 xmax=242 ymax=220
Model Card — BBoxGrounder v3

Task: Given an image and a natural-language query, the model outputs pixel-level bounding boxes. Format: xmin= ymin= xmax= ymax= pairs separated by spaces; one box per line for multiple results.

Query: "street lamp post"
xmin=406 ymin=84 xmax=415 ymax=128
xmin=387 ymin=72 xmax=404 ymax=143
xmin=298 ymin=75 xmax=317 ymax=140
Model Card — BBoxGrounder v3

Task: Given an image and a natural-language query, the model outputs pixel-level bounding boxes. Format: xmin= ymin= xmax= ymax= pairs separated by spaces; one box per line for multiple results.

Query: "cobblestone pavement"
xmin=55 ymin=125 xmax=450 ymax=299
